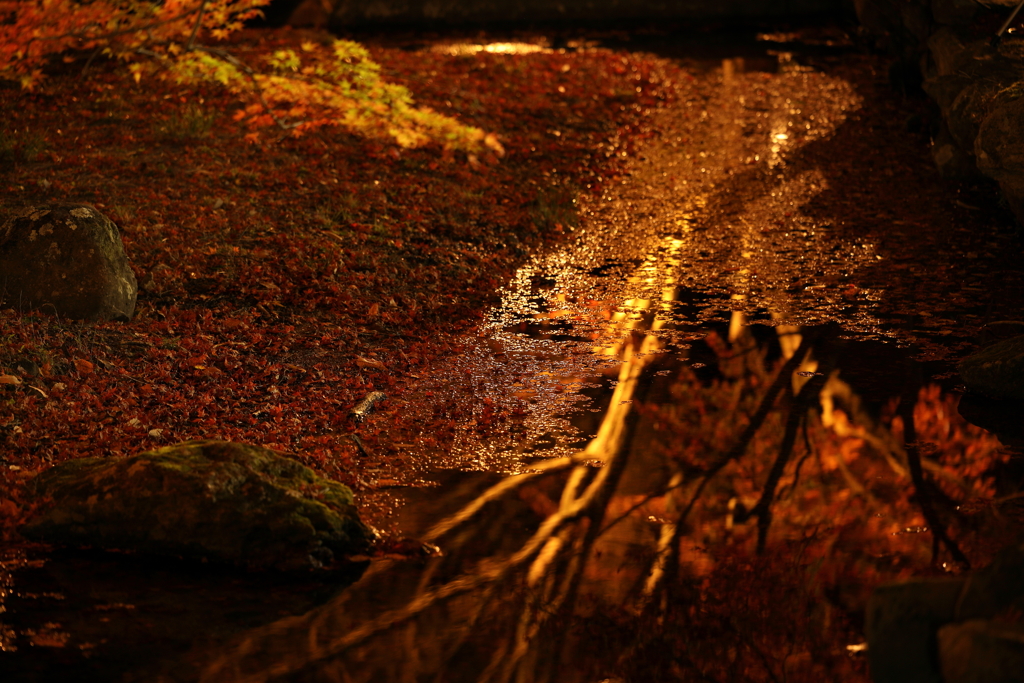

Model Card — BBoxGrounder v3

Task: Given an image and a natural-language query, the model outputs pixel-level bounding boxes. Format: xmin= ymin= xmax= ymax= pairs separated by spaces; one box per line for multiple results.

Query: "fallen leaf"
xmin=355 ymin=356 xmax=387 ymax=370
xmin=73 ymin=358 xmax=94 ymax=374
xmin=0 ymin=374 xmax=21 ymax=385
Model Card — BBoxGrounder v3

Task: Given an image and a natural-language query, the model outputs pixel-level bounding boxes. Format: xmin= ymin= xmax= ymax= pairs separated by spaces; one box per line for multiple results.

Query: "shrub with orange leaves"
xmin=0 ymin=0 xmax=503 ymax=154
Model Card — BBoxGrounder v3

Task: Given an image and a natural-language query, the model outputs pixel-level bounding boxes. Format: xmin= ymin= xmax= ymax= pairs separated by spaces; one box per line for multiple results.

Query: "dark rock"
xmin=928 ymin=26 xmax=968 ymax=77
xmin=976 ymin=93 xmax=1024 ymax=224
xmin=959 ymin=334 xmax=1024 ymax=400
xmin=938 ymin=545 xmax=1024 ymax=682
xmin=853 ymin=0 xmax=906 ymax=38
xmin=20 ymin=440 xmax=374 ymax=571
xmin=0 ymin=203 xmax=137 ymax=321
xmin=868 ymin=543 xmax=1024 ymax=683
xmin=966 ymin=84 xmax=1024 ymax=175
xmin=924 ymin=73 xmax=975 ymax=117
xmin=866 ymin=577 xmax=965 ymax=683
xmin=934 ymin=119 xmax=980 ymax=179
xmin=957 ymin=392 xmax=1024 ymax=447
xmin=999 ymin=179 xmax=1024 ymax=226
xmin=953 ymin=543 xmax=1024 ymax=620
xmin=931 ymin=0 xmax=976 ymax=25
xmin=924 ymin=41 xmax=1018 ymax=120
xmin=859 ymin=0 xmax=1024 ymax=227
xmin=947 ymin=74 xmax=1021 ymax=151
xmin=901 ymin=2 xmax=933 ymax=45
xmin=939 ymin=620 xmax=1024 ymax=683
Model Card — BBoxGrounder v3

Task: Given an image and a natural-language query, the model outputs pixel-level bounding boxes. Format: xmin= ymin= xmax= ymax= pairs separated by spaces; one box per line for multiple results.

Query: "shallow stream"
xmin=4 ymin=23 xmax=1024 ymax=683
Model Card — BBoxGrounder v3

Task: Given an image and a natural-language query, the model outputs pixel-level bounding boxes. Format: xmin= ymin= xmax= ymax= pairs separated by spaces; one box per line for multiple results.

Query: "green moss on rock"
xmin=19 ymin=440 xmax=373 ymax=570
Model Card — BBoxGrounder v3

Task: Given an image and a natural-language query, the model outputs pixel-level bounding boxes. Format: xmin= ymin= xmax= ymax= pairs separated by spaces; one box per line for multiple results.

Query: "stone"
xmin=947 ymin=74 xmax=1021 ymax=151
xmin=931 ymin=0 xmax=977 ymax=26
xmin=866 ymin=577 xmax=966 ymax=683
xmin=0 ymin=203 xmax=137 ymax=321
xmin=924 ymin=41 xmax=1018 ymax=116
xmin=928 ymin=26 xmax=968 ymax=77
xmin=934 ymin=119 xmax=979 ymax=179
xmin=19 ymin=440 xmax=374 ymax=571
xmin=976 ymin=93 xmax=1024 ymax=182
xmin=976 ymin=92 xmax=1024 ymax=224
xmin=998 ymin=177 xmax=1024 ymax=226
xmin=959 ymin=334 xmax=1024 ymax=400
xmin=954 ymin=543 xmax=1024 ymax=620
xmin=853 ymin=0 xmax=905 ymax=38
xmin=869 ymin=542 xmax=1024 ymax=683
xmin=939 ymin=620 xmax=1024 ymax=683
xmin=901 ymin=2 xmax=933 ymax=45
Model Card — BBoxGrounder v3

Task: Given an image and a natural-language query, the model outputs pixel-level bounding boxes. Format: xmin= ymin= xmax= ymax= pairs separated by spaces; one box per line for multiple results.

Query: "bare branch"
xmin=748 ymin=371 xmax=828 ymax=553
xmin=185 ymin=0 xmax=209 ymax=52
xmin=899 ymin=394 xmax=970 ymax=569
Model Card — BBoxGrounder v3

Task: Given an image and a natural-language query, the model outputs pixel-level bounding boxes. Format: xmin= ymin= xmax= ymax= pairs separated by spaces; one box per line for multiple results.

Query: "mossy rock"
xmin=0 ymin=203 xmax=137 ymax=321
xmin=19 ymin=440 xmax=373 ymax=570
xmin=959 ymin=335 xmax=1024 ymax=400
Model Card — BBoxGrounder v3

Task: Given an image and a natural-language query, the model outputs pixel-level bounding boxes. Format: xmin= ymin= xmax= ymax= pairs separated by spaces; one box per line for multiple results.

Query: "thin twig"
xmin=749 ymin=371 xmax=828 ymax=553
xmin=596 ymin=477 xmax=687 ymax=537
xmin=899 ymin=391 xmax=970 ymax=568
xmin=79 ymin=46 xmax=104 ymax=77
xmin=185 ymin=0 xmax=209 ymax=52
xmin=677 ymin=330 xmax=816 ymax=525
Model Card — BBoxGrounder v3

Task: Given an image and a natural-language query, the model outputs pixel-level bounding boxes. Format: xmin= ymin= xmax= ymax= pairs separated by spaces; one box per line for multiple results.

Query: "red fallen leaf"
xmin=368 ymin=303 xmax=380 ymax=317
xmin=222 ymin=318 xmax=246 ymax=330
xmin=355 ymin=356 xmax=387 ymax=371
xmin=73 ymin=358 xmax=94 ymax=374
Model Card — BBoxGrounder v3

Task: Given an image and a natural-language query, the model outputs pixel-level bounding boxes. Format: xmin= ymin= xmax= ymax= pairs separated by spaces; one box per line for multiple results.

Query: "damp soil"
xmin=4 ymin=19 xmax=1024 ymax=683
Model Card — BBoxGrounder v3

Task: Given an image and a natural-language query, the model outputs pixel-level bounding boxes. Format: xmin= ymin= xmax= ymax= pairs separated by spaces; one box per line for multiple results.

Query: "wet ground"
xmin=4 ymin=21 xmax=1024 ymax=683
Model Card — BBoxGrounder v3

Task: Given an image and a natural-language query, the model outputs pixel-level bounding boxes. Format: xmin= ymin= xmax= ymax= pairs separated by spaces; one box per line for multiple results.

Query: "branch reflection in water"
xmin=184 ymin=48 xmax=1015 ymax=682
xmin=185 ymin=309 xmax=1008 ymax=683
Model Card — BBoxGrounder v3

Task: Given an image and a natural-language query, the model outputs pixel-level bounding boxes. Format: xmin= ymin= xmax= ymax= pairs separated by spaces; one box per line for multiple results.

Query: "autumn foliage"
xmin=0 ymin=0 xmax=504 ymax=153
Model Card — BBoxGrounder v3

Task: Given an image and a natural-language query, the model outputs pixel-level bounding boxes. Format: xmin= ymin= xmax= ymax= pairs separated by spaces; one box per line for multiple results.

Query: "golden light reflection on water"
xmin=432 ymin=42 xmax=551 ymax=56
xmin=412 ymin=63 xmax=885 ymax=477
